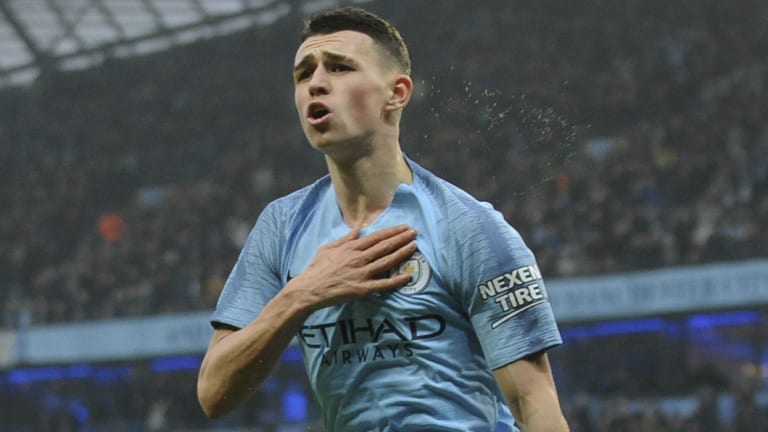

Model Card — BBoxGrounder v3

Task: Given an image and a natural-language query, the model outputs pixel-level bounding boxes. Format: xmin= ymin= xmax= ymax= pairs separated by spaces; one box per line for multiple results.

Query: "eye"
xmin=295 ymin=65 xmax=316 ymax=82
xmin=295 ymin=69 xmax=312 ymax=82
xmin=330 ymin=63 xmax=353 ymax=73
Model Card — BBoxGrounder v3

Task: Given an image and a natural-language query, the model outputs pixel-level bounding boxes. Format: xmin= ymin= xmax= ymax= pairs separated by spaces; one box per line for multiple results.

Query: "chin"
xmin=312 ymin=138 xmax=370 ymax=161
xmin=307 ymin=133 xmax=336 ymax=151
xmin=305 ymin=126 xmax=373 ymax=153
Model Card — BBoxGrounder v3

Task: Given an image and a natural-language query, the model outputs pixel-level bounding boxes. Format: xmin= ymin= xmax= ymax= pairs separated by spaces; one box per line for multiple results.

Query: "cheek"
xmin=294 ymin=90 xmax=304 ymax=118
xmin=347 ymin=84 xmax=382 ymax=122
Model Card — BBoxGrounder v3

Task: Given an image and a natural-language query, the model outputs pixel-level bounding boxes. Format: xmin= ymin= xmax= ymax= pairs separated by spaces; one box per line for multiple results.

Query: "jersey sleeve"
xmin=452 ymin=202 xmax=562 ymax=370
xmin=210 ymin=201 xmax=284 ymax=329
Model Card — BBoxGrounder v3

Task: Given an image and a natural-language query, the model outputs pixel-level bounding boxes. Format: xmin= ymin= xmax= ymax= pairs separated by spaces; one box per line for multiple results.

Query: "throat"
xmin=329 ymin=149 xmax=413 ymax=228
xmin=341 ymin=201 xmax=389 ymax=228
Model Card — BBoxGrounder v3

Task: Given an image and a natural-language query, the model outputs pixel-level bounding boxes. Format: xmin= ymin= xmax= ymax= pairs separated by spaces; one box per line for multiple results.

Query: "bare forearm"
xmin=197 ymin=288 xmax=311 ymax=418
xmin=511 ymin=400 xmax=569 ymax=432
xmin=494 ymin=353 xmax=569 ymax=432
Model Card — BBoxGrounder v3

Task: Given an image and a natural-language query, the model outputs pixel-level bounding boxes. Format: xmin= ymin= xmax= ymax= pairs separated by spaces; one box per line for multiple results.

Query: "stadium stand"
xmin=0 ymin=0 xmax=766 ymax=430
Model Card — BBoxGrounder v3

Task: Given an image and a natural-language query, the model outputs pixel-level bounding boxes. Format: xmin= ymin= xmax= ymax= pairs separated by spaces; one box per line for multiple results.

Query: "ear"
xmin=385 ymin=74 xmax=413 ymax=112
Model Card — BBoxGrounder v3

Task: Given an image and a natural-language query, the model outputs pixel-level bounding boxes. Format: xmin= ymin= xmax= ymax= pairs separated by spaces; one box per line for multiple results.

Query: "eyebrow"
xmin=293 ymin=51 xmax=356 ymax=73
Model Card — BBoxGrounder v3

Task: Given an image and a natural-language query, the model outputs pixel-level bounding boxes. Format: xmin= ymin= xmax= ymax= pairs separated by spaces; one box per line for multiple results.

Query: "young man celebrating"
xmin=197 ymin=6 xmax=569 ymax=431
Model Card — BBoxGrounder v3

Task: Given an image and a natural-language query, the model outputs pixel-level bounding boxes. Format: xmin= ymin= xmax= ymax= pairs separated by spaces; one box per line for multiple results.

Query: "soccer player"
xmin=197 ymin=6 xmax=569 ymax=431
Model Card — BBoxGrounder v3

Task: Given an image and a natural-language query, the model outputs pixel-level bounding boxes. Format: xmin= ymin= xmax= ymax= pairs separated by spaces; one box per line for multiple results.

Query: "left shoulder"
xmin=408 ymin=160 xmax=533 ymax=279
xmin=412 ymin=161 xmax=523 ymax=240
xmin=410 ymin=159 xmax=505 ymax=223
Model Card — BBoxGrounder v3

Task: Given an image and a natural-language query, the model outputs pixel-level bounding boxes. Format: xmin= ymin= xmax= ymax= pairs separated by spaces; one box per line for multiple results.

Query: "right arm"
xmin=196 ymin=286 xmax=313 ymax=418
xmin=196 ymin=224 xmax=418 ymax=418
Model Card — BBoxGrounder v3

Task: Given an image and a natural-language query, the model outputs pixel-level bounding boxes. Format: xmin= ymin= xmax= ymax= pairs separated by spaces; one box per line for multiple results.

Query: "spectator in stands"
xmin=1 ymin=0 xmax=766 ymax=327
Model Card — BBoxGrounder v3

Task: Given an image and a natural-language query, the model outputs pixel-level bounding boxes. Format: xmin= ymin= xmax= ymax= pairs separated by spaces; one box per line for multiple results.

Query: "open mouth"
xmin=307 ymin=102 xmax=332 ymax=124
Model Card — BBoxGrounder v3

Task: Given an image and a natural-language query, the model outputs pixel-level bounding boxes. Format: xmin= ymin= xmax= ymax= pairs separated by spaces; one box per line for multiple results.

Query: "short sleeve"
xmin=211 ymin=202 xmax=284 ymax=329
xmin=453 ymin=203 xmax=562 ymax=370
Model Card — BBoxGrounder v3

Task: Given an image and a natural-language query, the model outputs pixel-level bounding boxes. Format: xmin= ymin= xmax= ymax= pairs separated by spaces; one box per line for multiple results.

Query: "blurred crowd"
xmin=1 ymin=0 xmax=768 ymax=429
xmin=1 ymin=0 xmax=766 ymax=327
xmin=0 ymin=352 xmax=768 ymax=432
xmin=1 ymin=359 xmax=766 ymax=432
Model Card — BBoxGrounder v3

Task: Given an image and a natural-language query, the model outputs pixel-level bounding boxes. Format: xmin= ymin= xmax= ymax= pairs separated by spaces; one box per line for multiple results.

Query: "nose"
xmin=308 ymin=67 xmax=329 ymax=96
xmin=309 ymin=83 xmax=327 ymax=97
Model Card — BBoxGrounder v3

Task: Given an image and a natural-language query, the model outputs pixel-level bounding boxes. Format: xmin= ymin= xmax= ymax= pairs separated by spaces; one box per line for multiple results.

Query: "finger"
xmin=354 ymin=225 xmax=414 ymax=250
xmin=365 ymin=272 xmax=414 ymax=293
xmin=365 ymin=228 xmax=419 ymax=261
xmin=366 ymin=241 xmax=418 ymax=274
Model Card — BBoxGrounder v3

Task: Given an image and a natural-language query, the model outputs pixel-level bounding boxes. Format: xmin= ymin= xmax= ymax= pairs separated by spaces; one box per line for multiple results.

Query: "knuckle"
xmin=361 ymin=265 xmax=378 ymax=278
xmin=367 ymin=280 xmax=378 ymax=292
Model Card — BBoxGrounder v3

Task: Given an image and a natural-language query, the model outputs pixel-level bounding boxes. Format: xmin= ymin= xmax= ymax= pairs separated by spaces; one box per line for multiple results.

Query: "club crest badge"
xmin=392 ymin=250 xmax=431 ymax=294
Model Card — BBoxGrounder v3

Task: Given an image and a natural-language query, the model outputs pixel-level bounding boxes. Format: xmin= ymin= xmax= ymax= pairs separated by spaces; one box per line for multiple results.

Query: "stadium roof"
xmin=0 ymin=0 xmax=371 ymax=88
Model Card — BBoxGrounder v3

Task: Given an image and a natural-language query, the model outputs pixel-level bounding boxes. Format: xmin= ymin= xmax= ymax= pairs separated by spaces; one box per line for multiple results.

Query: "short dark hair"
xmin=300 ymin=6 xmax=411 ymax=74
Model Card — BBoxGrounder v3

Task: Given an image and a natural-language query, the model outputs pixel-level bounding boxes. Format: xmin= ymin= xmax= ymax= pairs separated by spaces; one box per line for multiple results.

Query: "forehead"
xmin=294 ymin=30 xmax=377 ymax=65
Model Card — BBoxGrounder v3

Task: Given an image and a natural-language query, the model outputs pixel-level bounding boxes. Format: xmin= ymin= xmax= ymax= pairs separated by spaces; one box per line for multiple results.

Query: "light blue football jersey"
xmin=212 ymin=157 xmax=562 ymax=431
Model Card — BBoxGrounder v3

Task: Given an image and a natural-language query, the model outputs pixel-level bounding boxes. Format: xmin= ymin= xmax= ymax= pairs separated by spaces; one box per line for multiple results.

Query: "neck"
xmin=326 ymin=140 xmax=412 ymax=228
